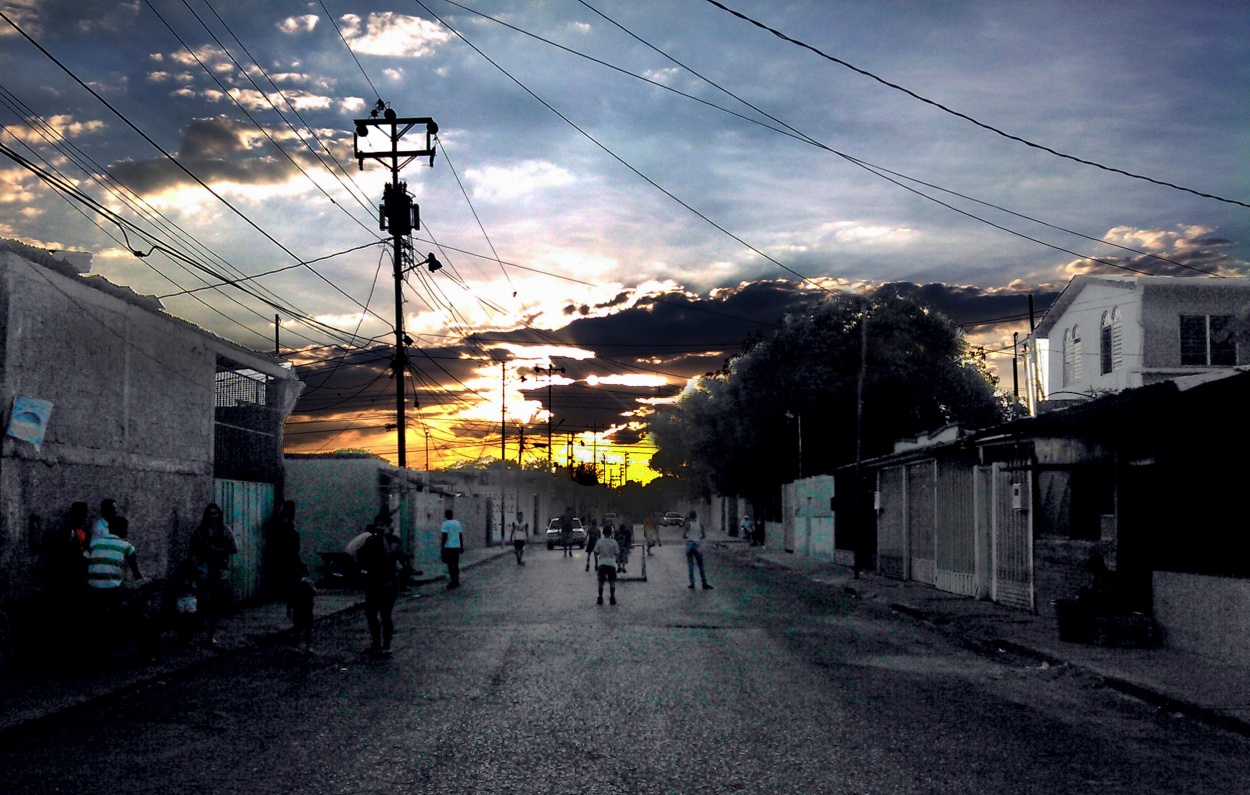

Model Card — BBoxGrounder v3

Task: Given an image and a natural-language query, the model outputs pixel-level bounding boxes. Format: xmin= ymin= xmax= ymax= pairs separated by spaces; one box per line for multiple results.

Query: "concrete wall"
xmin=1154 ymin=571 xmax=1250 ymax=665
xmin=0 ymin=251 xmax=219 ymax=615
xmin=284 ymin=457 xmax=384 ymax=569
xmin=1139 ymin=281 xmax=1250 ymax=370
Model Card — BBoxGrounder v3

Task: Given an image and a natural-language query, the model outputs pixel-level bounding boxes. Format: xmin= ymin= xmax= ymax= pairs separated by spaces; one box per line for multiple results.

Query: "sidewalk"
xmin=714 ymin=537 xmax=1250 ymax=737
xmin=0 ymin=545 xmax=510 ymax=738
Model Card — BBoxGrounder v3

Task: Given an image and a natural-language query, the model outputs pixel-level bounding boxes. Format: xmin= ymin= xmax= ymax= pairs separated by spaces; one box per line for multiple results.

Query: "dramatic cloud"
xmin=2 ymin=115 xmax=105 ymax=144
xmin=108 ymin=116 xmax=308 ymax=196
xmin=1062 ymin=225 xmax=1249 ymax=279
xmin=466 ymin=160 xmax=575 ymax=202
xmin=338 ymin=13 xmax=450 ymax=58
xmin=278 ymin=15 xmax=319 ymax=35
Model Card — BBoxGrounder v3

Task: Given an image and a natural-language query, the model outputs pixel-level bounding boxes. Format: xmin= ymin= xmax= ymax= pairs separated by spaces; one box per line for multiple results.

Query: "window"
xmin=1062 ymin=325 xmax=1084 ymax=385
xmin=1180 ymin=314 xmax=1237 ymax=366
xmin=1070 ymin=325 xmax=1082 ymax=383
xmin=1062 ymin=328 xmax=1073 ymax=385
xmin=1100 ymin=307 xmax=1122 ymax=375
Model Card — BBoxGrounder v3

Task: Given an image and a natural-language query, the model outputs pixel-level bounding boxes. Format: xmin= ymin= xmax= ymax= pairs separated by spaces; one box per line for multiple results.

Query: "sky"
xmin=1 ymin=0 xmax=1246 ymax=480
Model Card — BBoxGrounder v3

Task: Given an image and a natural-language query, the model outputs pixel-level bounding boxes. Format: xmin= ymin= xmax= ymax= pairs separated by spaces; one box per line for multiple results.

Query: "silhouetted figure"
xmin=190 ymin=503 xmax=237 ymax=649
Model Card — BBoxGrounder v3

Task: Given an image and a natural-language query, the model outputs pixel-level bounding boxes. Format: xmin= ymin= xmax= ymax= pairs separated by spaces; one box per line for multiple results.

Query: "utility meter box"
xmin=1011 ymin=482 xmax=1025 ymax=511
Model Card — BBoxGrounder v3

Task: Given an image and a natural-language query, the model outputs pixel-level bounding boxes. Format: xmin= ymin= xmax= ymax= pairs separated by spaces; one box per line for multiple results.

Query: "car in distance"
xmin=660 ymin=512 xmax=685 ymax=527
xmin=546 ymin=517 xmax=587 ymax=549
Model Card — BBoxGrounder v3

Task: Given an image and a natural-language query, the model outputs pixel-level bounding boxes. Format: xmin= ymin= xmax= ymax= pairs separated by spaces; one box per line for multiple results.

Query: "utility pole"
xmin=853 ymin=309 xmax=869 ymax=579
xmin=591 ymin=423 xmax=600 ymax=483
xmin=532 ymin=363 xmax=565 ymax=470
xmin=353 ymin=104 xmax=440 ymax=469
xmin=1012 ymin=331 xmax=1020 ymax=399
xmin=501 ymin=362 xmax=507 ymax=465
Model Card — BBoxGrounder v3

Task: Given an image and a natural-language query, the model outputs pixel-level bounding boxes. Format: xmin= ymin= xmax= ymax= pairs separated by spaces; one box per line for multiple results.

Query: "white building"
xmin=1024 ymin=275 xmax=1250 ymax=415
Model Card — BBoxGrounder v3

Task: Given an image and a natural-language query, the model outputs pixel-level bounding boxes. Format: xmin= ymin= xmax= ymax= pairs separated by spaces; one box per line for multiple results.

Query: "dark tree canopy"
xmin=650 ymin=291 xmax=1007 ymax=500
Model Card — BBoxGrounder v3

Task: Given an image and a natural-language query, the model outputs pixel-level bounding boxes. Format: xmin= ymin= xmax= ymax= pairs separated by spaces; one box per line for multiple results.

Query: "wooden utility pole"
xmin=532 ymin=363 xmax=565 ymax=470
xmin=352 ymin=105 xmax=439 ymax=469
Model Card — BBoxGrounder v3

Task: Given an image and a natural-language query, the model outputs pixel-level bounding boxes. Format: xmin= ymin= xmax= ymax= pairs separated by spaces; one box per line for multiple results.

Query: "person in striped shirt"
xmin=86 ymin=522 xmax=142 ymax=591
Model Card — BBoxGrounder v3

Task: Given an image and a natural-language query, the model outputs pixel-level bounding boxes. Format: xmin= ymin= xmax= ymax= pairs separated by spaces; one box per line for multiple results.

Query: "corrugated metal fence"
xmin=214 ymin=478 xmax=274 ymax=604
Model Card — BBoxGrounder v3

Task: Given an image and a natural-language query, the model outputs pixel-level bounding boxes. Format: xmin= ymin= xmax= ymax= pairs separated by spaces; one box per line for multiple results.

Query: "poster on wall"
xmin=7 ymin=396 xmax=53 ymax=451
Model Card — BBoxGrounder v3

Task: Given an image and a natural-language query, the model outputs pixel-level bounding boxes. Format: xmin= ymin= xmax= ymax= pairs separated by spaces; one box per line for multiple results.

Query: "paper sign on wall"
xmin=7 ymin=397 xmax=53 ymax=450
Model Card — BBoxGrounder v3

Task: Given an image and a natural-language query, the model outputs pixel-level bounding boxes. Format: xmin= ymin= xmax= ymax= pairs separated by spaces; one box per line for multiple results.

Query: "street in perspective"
xmin=4 ymin=528 xmax=1249 ymax=795
xmin=1 ymin=3 xmax=1248 ymax=794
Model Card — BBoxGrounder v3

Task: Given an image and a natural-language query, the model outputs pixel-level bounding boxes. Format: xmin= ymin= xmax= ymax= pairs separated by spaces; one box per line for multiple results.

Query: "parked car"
xmin=660 ymin=512 xmax=685 ymax=527
xmin=546 ymin=517 xmax=587 ymax=549
xmin=603 ymin=512 xmax=619 ymax=527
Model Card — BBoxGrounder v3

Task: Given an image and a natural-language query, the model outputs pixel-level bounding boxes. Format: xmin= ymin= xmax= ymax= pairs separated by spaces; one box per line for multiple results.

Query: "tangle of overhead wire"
xmin=698 ymin=0 xmax=1248 ymax=210
xmin=443 ymin=0 xmax=1223 ymax=280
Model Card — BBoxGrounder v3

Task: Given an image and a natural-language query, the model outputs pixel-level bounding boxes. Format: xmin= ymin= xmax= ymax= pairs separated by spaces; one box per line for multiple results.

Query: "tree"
xmin=570 ymin=462 xmax=599 ymax=486
xmin=652 ymin=290 xmax=1006 ymax=501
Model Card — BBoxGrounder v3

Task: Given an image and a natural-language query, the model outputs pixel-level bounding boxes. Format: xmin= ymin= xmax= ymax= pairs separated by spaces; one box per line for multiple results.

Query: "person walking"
xmin=593 ymin=526 xmax=620 ymax=606
xmin=584 ymin=519 xmax=602 ymax=573
xmin=357 ymin=523 xmax=401 ymax=654
xmin=190 ymin=503 xmax=237 ymax=648
xmin=683 ymin=510 xmax=712 ymax=590
xmin=440 ymin=509 xmax=465 ymax=589
xmin=643 ymin=514 xmax=658 ymax=555
xmin=510 ymin=520 xmax=528 ymax=565
xmin=615 ymin=520 xmax=633 ymax=575
xmin=268 ymin=500 xmax=301 ymax=602
xmin=559 ymin=510 xmax=574 ymax=558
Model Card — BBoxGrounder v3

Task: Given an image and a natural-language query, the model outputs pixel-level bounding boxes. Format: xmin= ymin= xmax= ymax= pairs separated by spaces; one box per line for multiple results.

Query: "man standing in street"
xmin=357 ymin=522 xmax=401 ymax=654
xmin=510 ymin=520 xmax=527 ymax=565
xmin=683 ymin=510 xmax=712 ymax=590
xmin=440 ymin=509 xmax=464 ymax=589
xmin=593 ymin=526 xmax=620 ymax=606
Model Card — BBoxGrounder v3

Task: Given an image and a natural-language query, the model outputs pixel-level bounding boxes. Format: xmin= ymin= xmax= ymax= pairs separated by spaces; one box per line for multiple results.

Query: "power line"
xmin=0 ymin=9 xmax=394 ymax=332
xmin=699 ymin=0 xmax=1248 ymax=209
xmin=317 ymin=0 xmax=382 ymax=102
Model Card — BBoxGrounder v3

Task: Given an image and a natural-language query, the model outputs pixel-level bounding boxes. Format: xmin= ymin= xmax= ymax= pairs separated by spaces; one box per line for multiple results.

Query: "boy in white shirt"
xmin=593 ymin=526 xmax=621 ymax=606
xmin=440 ymin=509 xmax=464 ymax=589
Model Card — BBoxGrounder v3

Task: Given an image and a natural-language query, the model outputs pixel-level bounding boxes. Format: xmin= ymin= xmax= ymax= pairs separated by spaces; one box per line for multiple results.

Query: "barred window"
xmin=1181 ymin=314 xmax=1237 ymax=366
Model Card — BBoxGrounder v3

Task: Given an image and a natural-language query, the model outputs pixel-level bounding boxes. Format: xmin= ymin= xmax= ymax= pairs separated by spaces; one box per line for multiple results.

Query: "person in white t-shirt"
xmin=593 ymin=526 xmax=620 ymax=606
xmin=683 ymin=510 xmax=712 ymax=590
xmin=440 ymin=509 xmax=465 ymax=589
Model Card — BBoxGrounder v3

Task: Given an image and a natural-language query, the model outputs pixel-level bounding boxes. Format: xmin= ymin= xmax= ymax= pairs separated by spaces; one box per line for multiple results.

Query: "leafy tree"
xmin=652 ymin=290 xmax=1006 ymax=501
xmin=571 ymin=462 xmax=600 ymax=486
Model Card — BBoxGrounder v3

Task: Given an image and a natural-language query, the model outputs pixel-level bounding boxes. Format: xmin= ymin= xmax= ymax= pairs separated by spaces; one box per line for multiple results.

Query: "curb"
xmin=745 ymin=547 xmax=1250 ymax=740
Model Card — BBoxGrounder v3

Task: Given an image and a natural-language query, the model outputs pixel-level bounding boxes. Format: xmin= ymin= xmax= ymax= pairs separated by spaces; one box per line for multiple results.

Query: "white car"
xmin=546 ymin=517 xmax=586 ymax=549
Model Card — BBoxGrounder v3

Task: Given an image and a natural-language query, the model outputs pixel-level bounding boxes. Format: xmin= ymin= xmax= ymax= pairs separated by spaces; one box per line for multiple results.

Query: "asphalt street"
xmin=4 ymin=536 xmax=1249 ymax=794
